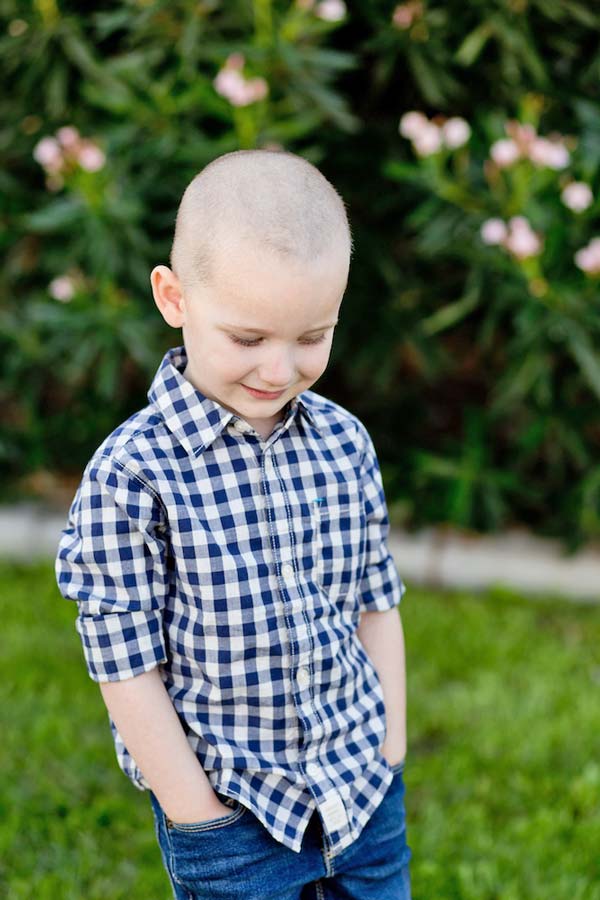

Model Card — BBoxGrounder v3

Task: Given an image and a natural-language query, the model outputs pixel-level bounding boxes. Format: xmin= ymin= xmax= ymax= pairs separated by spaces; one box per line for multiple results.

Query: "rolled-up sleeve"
xmin=55 ymin=456 xmax=169 ymax=682
xmin=356 ymin=427 xmax=406 ymax=613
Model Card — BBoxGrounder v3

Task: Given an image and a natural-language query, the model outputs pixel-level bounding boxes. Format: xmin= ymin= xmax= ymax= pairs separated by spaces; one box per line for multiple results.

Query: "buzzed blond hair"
xmin=170 ymin=149 xmax=353 ymax=292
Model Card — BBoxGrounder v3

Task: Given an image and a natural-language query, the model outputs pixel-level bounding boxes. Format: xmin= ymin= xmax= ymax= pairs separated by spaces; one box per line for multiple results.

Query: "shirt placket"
xmin=261 ymin=444 xmax=349 ymax=850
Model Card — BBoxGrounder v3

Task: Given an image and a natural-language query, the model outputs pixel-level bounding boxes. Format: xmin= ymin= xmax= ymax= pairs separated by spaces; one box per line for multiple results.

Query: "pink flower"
xmin=480 ymin=215 xmax=543 ymax=259
xmin=48 ymin=275 xmax=76 ymax=302
xmin=505 ymin=216 xmax=542 ymax=259
xmin=490 ymin=138 xmax=520 ymax=168
xmin=502 ymin=121 xmax=571 ymax=169
xmin=412 ymin=122 xmax=442 ymax=156
xmin=480 ymin=218 xmax=507 ymax=245
xmin=56 ymin=126 xmax=81 ymax=149
xmin=77 ymin=141 xmax=106 ymax=172
xmin=244 ymin=77 xmax=268 ymax=103
xmin=392 ymin=5 xmax=413 ymax=29
xmin=33 ymin=136 xmax=63 ymax=174
xmin=214 ymin=69 xmax=245 ymax=102
xmin=400 ymin=111 xmax=469 ymax=154
xmin=561 ymin=182 xmax=593 ymax=213
xmin=214 ymin=56 xmax=269 ymax=107
xmin=399 ymin=110 xmax=428 ymax=140
xmin=528 ymin=137 xmax=569 ymax=170
xmin=509 ymin=216 xmax=529 ymax=231
xmin=226 ymin=52 xmax=245 ymax=70
xmin=315 ymin=0 xmax=346 ymax=20
xmin=505 ymin=121 xmax=537 ymax=151
xmin=575 ymin=237 xmax=600 ymax=275
xmin=215 ymin=70 xmax=268 ymax=106
xmin=392 ymin=2 xmax=422 ymax=29
xmin=441 ymin=117 xmax=471 ymax=149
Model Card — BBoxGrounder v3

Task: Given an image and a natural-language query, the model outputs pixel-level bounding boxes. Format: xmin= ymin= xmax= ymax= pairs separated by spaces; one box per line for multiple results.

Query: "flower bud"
xmin=399 ymin=111 xmax=428 ymax=140
xmin=490 ymin=139 xmax=520 ymax=168
xmin=480 ymin=218 xmax=507 ymax=245
xmin=315 ymin=0 xmax=346 ymax=20
xmin=442 ymin=117 xmax=471 ymax=149
xmin=49 ymin=275 xmax=76 ymax=302
xmin=412 ymin=122 xmax=442 ymax=156
xmin=561 ymin=182 xmax=593 ymax=213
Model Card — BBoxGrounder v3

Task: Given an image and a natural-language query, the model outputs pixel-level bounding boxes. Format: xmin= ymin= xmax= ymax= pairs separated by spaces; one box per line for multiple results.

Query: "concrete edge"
xmin=388 ymin=527 xmax=600 ymax=603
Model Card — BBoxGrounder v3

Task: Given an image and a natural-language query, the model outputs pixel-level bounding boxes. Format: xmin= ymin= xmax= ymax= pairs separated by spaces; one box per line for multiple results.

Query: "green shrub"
xmin=2 ymin=1 xmax=600 ymax=548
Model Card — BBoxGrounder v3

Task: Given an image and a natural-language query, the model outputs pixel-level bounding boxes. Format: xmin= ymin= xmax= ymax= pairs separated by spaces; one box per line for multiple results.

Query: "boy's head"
xmin=151 ymin=149 xmax=352 ymax=436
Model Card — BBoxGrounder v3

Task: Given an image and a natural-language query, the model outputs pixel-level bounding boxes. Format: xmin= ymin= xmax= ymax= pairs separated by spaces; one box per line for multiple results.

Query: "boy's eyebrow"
xmin=220 ymin=319 xmax=339 ymax=335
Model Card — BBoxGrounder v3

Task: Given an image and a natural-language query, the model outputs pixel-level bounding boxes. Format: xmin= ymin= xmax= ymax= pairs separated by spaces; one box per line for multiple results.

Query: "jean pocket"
xmin=166 ymin=800 xmax=247 ymax=834
xmin=163 ymin=801 xmax=250 ymax=895
xmin=390 ymin=759 xmax=405 ymax=776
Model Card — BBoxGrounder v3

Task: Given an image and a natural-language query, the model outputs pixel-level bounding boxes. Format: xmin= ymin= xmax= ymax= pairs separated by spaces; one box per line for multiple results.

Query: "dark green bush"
xmin=2 ymin=1 xmax=600 ymax=549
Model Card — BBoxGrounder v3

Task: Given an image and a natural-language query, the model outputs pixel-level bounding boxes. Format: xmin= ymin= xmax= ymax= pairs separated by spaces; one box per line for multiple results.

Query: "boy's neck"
xmin=243 ymin=406 xmax=287 ymax=442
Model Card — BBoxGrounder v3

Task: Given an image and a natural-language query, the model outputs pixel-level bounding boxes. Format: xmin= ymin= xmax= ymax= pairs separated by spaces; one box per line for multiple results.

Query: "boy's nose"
xmin=257 ymin=348 xmax=296 ymax=388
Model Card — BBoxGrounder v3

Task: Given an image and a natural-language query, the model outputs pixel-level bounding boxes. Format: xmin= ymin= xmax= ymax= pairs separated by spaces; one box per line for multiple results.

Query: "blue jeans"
xmin=149 ymin=761 xmax=411 ymax=900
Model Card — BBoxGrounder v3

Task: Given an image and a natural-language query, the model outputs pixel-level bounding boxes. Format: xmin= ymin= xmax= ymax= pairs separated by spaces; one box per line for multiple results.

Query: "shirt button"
xmin=233 ymin=419 xmax=253 ymax=433
xmin=306 ymin=762 xmax=320 ymax=776
xmin=297 ymin=666 xmax=310 ymax=689
xmin=321 ymin=792 xmax=347 ymax=831
xmin=281 ymin=562 xmax=294 ymax=579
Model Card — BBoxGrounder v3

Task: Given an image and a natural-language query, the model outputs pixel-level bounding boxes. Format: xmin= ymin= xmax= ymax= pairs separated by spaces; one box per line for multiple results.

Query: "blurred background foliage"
xmin=2 ymin=0 xmax=600 ymax=550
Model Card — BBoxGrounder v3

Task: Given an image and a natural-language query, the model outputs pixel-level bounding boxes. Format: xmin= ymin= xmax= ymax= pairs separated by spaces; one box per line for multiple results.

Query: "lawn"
xmin=1 ymin=561 xmax=599 ymax=899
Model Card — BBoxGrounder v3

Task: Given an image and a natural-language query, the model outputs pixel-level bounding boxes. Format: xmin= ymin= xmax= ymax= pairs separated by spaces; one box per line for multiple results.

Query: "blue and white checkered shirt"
xmin=55 ymin=344 xmax=406 ymax=856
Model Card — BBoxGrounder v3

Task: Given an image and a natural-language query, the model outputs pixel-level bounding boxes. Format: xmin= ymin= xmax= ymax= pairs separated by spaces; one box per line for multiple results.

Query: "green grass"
xmin=1 ymin=562 xmax=599 ymax=899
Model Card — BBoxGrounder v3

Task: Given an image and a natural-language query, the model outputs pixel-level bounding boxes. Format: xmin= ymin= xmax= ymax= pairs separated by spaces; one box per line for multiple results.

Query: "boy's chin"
xmin=218 ymin=390 xmax=281 ymax=415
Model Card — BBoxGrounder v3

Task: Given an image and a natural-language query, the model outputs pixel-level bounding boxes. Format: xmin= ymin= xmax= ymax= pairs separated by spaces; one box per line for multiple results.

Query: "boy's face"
xmin=155 ymin=239 xmax=348 ymax=438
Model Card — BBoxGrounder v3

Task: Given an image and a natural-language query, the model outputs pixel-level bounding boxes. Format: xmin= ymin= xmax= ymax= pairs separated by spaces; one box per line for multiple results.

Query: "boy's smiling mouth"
xmin=241 ymin=384 xmax=287 ymax=399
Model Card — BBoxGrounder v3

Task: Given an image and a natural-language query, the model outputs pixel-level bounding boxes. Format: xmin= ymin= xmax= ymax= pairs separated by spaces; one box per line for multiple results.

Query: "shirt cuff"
xmin=75 ymin=608 xmax=168 ymax=682
xmin=357 ymin=552 xmax=406 ymax=612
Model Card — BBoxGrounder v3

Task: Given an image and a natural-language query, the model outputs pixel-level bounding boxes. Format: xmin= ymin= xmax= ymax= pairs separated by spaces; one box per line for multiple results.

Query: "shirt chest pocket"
xmin=307 ymin=499 xmax=366 ymax=598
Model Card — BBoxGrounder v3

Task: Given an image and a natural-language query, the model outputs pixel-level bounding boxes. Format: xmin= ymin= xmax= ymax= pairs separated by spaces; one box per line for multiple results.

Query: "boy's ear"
xmin=151 ymin=265 xmax=186 ymax=328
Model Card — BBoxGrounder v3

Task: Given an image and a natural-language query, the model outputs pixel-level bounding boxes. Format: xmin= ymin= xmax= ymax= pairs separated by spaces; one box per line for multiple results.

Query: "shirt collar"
xmin=147 ymin=345 xmax=321 ymax=456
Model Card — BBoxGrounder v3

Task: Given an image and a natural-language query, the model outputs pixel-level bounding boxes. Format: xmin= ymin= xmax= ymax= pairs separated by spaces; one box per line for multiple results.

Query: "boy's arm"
xmin=55 ymin=458 xmax=227 ymax=822
xmin=354 ymin=423 xmax=408 ymax=766
xmin=99 ymin=669 xmax=230 ymax=823
xmin=357 ymin=607 xmax=407 ymax=767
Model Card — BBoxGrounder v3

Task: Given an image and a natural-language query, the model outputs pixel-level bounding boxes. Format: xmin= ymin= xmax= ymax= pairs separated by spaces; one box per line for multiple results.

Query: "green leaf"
xmin=455 ymin=22 xmax=495 ymax=67
xmin=493 ymin=16 xmax=549 ymax=87
xmin=407 ymin=47 xmax=447 ymax=107
xmin=382 ymin=159 xmax=428 ymax=188
xmin=420 ymin=288 xmax=480 ymax=336
xmin=564 ymin=322 xmax=600 ymax=400
xmin=46 ymin=63 xmax=68 ymax=118
xmin=61 ymin=27 xmax=128 ymax=96
xmin=489 ymin=351 xmax=549 ymax=413
xmin=91 ymin=9 xmax=132 ymax=40
xmin=561 ymin=1 xmax=600 ymax=28
xmin=267 ymin=111 xmax=324 ymax=141
xmin=294 ymin=46 xmax=357 ymax=73
xmin=22 ymin=199 xmax=83 ymax=233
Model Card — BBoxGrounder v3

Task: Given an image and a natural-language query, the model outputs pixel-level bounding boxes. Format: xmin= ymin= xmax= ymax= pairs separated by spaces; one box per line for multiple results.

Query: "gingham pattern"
xmin=55 ymin=345 xmax=406 ymax=856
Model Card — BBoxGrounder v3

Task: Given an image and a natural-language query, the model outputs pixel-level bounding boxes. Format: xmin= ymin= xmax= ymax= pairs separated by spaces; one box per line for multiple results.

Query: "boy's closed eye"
xmin=229 ymin=333 xmax=328 ymax=348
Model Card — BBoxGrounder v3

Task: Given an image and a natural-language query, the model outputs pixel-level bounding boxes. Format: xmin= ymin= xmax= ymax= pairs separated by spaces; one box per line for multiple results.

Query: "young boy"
xmin=55 ymin=149 xmax=411 ymax=899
